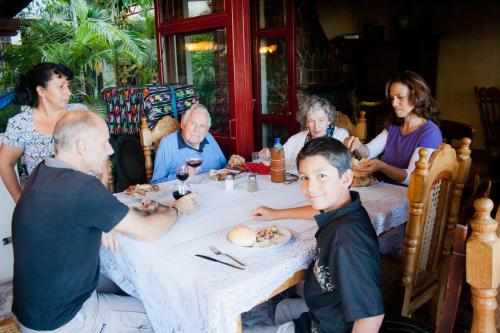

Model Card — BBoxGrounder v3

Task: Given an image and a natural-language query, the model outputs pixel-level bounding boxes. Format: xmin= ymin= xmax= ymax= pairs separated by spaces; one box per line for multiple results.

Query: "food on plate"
xmin=256 ymin=225 xmax=284 ymax=242
xmin=351 ymin=158 xmax=378 ymax=187
xmin=209 ymin=169 xmax=239 ymax=181
xmin=140 ymin=200 xmax=160 ymax=214
xmin=253 ymin=225 xmax=285 ymax=248
xmin=124 ymin=184 xmax=161 ymax=196
xmin=228 ymin=225 xmax=257 ymax=246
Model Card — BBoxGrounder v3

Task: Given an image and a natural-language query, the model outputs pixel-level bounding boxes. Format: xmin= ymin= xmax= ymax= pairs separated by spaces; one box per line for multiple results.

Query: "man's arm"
xmin=352 ymin=315 xmax=384 ymax=333
xmin=251 ymin=205 xmax=317 ymax=221
xmin=114 ymin=193 xmax=197 ymax=241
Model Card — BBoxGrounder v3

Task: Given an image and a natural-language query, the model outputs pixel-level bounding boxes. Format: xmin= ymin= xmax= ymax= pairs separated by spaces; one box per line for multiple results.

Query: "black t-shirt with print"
xmin=294 ymin=191 xmax=384 ymax=333
xmin=12 ymin=160 xmax=129 ymax=330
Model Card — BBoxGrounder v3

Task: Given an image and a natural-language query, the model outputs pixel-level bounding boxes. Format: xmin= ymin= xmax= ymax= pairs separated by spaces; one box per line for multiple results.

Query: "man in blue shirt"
xmin=151 ymin=104 xmax=244 ymax=184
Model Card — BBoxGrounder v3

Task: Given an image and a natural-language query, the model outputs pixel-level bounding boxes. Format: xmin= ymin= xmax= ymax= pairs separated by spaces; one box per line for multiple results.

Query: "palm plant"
xmin=1 ymin=0 xmax=155 ymax=101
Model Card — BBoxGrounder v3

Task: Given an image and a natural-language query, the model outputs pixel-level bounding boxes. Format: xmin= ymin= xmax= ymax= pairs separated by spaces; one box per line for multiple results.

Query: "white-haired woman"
xmin=261 ymin=96 xmax=349 ymax=163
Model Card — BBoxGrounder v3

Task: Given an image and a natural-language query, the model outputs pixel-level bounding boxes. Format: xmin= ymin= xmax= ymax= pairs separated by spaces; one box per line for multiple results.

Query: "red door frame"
xmin=153 ymin=0 xmax=254 ymax=158
xmin=251 ymin=0 xmax=298 ymax=150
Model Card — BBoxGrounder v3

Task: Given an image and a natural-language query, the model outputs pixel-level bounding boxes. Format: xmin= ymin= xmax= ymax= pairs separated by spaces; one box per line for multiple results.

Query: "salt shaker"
xmin=225 ymin=174 xmax=234 ymax=191
xmin=247 ymin=174 xmax=258 ymax=192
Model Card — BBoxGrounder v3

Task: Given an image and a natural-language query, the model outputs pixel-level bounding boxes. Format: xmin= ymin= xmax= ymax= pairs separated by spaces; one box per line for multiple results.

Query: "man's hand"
xmin=250 ymin=206 xmax=280 ymax=221
xmin=227 ymin=154 xmax=245 ymax=167
xmin=101 ymin=230 xmax=120 ymax=252
xmin=173 ymin=192 xmax=198 ymax=218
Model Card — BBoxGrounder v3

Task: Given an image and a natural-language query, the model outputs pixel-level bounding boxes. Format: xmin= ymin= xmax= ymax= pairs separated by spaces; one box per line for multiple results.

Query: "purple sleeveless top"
xmin=383 ymin=121 xmax=442 ymax=169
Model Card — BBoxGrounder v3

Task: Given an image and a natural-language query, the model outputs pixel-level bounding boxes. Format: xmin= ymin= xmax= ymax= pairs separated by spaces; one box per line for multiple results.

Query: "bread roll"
xmin=228 ymin=225 xmax=257 ymax=246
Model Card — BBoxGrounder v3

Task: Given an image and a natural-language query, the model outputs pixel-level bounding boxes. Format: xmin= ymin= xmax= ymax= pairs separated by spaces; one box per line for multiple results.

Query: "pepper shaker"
xmin=247 ymin=174 xmax=258 ymax=192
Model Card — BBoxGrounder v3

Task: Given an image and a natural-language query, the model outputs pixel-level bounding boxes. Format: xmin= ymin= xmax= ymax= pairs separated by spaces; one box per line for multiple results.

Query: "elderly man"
xmin=12 ymin=110 xmax=197 ymax=332
xmin=151 ymin=104 xmax=244 ymax=184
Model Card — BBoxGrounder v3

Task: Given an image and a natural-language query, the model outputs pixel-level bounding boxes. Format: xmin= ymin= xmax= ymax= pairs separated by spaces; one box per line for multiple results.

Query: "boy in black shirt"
xmin=247 ymin=137 xmax=384 ymax=333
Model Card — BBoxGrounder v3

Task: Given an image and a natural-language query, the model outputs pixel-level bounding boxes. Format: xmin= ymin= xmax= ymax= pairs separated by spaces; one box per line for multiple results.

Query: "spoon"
xmin=209 ymin=245 xmax=246 ymax=267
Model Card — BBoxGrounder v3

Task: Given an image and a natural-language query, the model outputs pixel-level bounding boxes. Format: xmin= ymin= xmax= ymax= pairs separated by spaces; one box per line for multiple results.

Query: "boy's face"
xmin=298 ymin=155 xmax=353 ymax=213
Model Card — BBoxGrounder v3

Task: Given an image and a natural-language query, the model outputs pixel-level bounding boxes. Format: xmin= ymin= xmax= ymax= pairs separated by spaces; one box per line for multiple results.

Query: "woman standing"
xmin=344 ymin=71 xmax=442 ymax=185
xmin=0 ymin=63 xmax=79 ymax=202
xmin=261 ymin=96 xmax=349 ymax=163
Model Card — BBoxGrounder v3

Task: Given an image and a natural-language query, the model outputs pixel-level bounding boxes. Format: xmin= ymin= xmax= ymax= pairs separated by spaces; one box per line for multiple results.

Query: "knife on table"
xmin=195 ymin=254 xmax=245 ymax=270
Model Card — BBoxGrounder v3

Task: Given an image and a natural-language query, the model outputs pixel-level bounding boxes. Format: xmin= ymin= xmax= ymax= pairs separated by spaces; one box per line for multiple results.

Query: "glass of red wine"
xmin=186 ymin=152 xmax=204 ymax=183
xmin=172 ymin=182 xmax=191 ymax=200
xmin=176 ymin=164 xmax=190 ymax=183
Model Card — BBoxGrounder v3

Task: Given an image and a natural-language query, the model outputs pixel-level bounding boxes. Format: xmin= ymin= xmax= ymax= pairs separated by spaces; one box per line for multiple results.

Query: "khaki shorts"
xmin=18 ymin=291 xmax=153 ymax=333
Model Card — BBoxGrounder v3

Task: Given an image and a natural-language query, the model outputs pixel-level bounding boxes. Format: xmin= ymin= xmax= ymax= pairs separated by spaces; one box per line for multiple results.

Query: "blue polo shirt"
xmin=151 ymin=130 xmax=227 ymax=184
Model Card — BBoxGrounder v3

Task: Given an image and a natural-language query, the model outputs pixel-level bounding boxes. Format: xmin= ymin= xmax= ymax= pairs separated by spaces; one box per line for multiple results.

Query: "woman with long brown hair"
xmin=344 ymin=71 xmax=442 ymax=184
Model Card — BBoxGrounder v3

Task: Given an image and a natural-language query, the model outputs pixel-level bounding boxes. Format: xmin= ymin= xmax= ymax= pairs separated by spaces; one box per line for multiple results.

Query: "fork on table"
xmin=209 ymin=245 xmax=246 ymax=267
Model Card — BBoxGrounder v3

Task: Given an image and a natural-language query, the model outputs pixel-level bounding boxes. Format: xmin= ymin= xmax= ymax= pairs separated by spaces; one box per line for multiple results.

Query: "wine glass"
xmin=176 ymin=164 xmax=190 ymax=183
xmin=186 ymin=152 xmax=204 ymax=183
xmin=172 ymin=182 xmax=191 ymax=200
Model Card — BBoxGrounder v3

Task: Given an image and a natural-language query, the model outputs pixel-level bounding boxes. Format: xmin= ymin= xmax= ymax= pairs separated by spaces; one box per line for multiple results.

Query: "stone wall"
xmin=295 ymin=0 xmax=342 ymax=87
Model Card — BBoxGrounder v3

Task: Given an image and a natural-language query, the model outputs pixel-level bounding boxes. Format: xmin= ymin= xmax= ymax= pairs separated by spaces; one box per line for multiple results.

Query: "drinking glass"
xmin=186 ymin=152 xmax=204 ymax=183
xmin=176 ymin=164 xmax=190 ymax=183
xmin=252 ymin=152 xmax=262 ymax=163
xmin=172 ymin=182 xmax=192 ymax=200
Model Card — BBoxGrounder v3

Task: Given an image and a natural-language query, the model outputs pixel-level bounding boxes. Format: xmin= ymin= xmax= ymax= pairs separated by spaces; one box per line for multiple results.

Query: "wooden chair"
xmin=435 ymin=175 xmax=490 ymax=333
xmin=381 ymin=188 xmax=495 ymax=333
xmin=140 ymin=115 xmax=180 ymax=183
xmin=440 ymin=119 xmax=475 ymax=148
xmin=332 ymin=110 xmax=367 ymax=142
xmin=474 ymin=86 xmax=500 ymax=175
xmin=381 ymin=138 xmax=472 ymax=321
xmin=466 ymin=196 xmax=500 ymax=333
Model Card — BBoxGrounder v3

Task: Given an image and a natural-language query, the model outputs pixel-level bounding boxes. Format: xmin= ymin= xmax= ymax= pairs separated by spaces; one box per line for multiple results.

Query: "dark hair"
xmin=296 ymin=137 xmax=352 ymax=176
xmin=14 ymin=62 xmax=73 ymax=107
xmin=385 ymin=71 xmax=438 ymax=125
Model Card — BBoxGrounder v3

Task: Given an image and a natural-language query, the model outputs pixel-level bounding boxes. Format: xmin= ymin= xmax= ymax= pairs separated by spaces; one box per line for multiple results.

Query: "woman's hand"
xmin=259 ymin=148 xmax=270 ymax=160
xmin=355 ymin=159 xmax=381 ymax=175
xmin=343 ymin=136 xmax=369 ymax=158
xmin=344 ymin=135 xmax=362 ymax=151
xmin=250 ymin=206 xmax=279 ymax=221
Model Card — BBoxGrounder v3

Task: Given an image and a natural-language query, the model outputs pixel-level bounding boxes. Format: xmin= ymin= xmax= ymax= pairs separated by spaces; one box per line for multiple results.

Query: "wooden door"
xmin=154 ymin=0 xmax=253 ymax=158
xmin=252 ymin=0 xmax=298 ymax=150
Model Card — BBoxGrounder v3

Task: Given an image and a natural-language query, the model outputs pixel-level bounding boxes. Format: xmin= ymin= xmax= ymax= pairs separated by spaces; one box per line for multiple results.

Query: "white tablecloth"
xmin=101 ymin=176 xmax=408 ymax=333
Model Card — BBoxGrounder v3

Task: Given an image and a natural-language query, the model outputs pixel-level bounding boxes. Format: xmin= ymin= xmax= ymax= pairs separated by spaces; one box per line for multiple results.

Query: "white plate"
xmin=226 ymin=225 xmax=292 ymax=249
xmin=207 ymin=169 xmax=246 ymax=181
xmin=123 ymin=187 xmax=170 ymax=200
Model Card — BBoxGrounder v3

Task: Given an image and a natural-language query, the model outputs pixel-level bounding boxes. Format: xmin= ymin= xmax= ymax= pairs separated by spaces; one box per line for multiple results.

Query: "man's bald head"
xmin=53 ymin=109 xmax=105 ymax=154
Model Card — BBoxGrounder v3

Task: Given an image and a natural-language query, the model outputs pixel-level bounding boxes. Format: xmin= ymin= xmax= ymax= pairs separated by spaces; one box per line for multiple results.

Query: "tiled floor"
xmin=0 ymin=281 xmax=13 ymax=321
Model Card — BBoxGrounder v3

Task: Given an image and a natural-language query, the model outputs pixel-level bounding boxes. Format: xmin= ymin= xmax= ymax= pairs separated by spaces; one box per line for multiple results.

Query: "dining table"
xmin=100 ymin=172 xmax=409 ymax=333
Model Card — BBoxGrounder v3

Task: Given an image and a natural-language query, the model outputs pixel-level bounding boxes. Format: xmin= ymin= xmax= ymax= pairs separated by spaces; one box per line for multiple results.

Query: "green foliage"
xmin=190 ymin=33 xmax=216 ymax=111
xmin=0 ymin=0 xmax=157 ymax=102
xmin=0 ymin=105 xmax=21 ymax=133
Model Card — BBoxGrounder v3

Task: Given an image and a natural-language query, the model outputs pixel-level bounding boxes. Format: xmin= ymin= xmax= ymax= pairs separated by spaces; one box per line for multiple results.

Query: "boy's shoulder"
xmin=320 ymin=205 xmax=376 ymax=245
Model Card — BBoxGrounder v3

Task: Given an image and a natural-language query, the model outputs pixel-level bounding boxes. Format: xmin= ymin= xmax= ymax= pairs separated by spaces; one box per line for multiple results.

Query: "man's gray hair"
xmin=181 ymin=104 xmax=212 ymax=128
xmin=53 ymin=109 xmax=102 ymax=153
